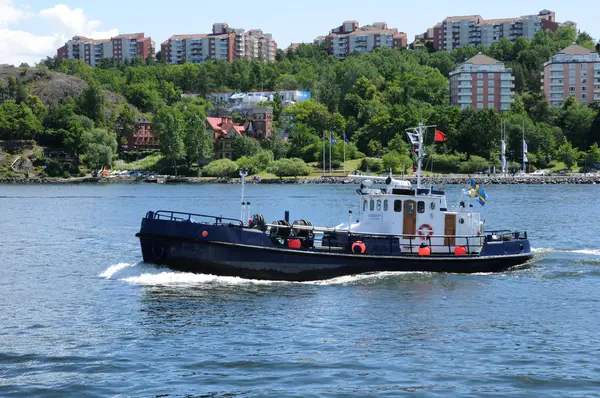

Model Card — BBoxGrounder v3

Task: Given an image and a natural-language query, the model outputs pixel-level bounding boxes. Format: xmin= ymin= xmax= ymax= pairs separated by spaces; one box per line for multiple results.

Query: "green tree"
xmin=83 ymin=128 xmax=117 ymax=170
xmin=232 ymin=135 xmax=261 ymax=160
xmin=152 ymin=107 xmax=183 ymax=175
xmin=556 ymin=139 xmax=579 ymax=170
xmin=79 ymin=80 xmax=105 ymax=125
xmin=0 ymin=100 xmax=43 ymax=140
xmin=182 ymin=113 xmax=212 ymax=167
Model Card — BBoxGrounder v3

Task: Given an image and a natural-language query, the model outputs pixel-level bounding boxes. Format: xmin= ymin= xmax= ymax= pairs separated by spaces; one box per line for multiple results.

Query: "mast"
xmin=501 ymin=119 xmax=507 ymax=175
xmin=417 ymin=122 xmax=424 ymax=189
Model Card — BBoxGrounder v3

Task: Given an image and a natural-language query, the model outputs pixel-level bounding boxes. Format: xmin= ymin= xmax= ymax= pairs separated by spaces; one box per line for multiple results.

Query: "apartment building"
xmin=326 ymin=21 xmax=407 ymax=59
xmin=542 ymin=43 xmax=600 ymax=106
xmin=56 ymin=33 xmax=155 ymax=66
xmin=421 ymin=10 xmax=568 ymax=51
xmin=449 ymin=53 xmax=515 ymax=111
xmin=161 ymin=23 xmax=277 ymax=64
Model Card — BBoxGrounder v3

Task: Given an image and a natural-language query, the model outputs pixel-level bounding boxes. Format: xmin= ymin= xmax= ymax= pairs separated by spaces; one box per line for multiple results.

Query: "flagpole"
xmin=522 ymin=120 xmax=526 ymax=173
xmin=329 ymin=132 xmax=332 ymax=175
xmin=343 ymin=137 xmax=346 ymax=176
xmin=322 ymin=133 xmax=325 ymax=177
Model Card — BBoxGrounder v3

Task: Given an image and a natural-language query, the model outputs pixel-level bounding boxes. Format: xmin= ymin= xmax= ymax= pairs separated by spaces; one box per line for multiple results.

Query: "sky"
xmin=1 ymin=0 xmax=599 ymax=66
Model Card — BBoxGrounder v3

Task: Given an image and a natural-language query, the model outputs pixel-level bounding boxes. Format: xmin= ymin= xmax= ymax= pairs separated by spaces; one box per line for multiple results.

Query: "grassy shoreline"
xmin=1 ymin=174 xmax=599 ymax=185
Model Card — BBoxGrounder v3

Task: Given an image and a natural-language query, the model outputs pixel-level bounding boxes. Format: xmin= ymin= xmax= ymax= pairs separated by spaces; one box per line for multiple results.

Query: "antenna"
xmin=239 ymin=168 xmax=249 ymax=223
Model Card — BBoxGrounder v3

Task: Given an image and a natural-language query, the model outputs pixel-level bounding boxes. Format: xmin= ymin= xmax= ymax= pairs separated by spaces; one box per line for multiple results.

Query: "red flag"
xmin=435 ymin=130 xmax=447 ymax=142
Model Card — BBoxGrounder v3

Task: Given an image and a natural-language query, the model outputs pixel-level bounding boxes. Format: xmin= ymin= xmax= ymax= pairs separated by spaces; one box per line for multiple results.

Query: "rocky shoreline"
xmin=1 ymin=175 xmax=599 ymax=185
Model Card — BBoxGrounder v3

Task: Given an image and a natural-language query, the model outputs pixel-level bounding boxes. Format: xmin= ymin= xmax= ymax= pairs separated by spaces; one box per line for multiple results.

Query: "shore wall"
xmin=1 ymin=175 xmax=599 ymax=185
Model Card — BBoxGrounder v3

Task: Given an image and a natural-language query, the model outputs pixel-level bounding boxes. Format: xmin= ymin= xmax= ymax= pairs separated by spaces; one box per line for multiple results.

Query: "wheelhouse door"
xmin=403 ymin=200 xmax=417 ymax=238
xmin=444 ymin=214 xmax=456 ymax=246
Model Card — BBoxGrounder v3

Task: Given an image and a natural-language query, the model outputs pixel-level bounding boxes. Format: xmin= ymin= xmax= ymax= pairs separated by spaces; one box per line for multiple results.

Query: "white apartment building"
xmin=449 ymin=53 xmax=515 ymax=111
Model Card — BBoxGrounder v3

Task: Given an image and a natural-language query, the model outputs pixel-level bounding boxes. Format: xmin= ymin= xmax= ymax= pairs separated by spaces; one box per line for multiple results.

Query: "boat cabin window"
xmin=383 ymin=200 xmax=389 ymax=212
xmin=363 ymin=200 xmax=367 ymax=212
xmin=418 ymin=201 xmax=425 ymax=214
xmin=394 ymin=200 xmax=402 ymax=212
xmin=370 ymin=200 xmax=375 ymax=211
xmin=376 ymin=200 xmax=382 ymax=211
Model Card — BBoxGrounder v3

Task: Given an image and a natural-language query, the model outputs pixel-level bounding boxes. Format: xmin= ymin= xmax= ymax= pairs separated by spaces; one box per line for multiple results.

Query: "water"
xmin=1 ymin=183 xmax=600 ymax=397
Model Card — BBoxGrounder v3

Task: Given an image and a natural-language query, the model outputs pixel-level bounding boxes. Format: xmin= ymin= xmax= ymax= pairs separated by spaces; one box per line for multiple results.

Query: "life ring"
xmin=351 ymin=241 xmax=367 ymax=254
xmin=418 ymin=224 xmax=434 ymax=240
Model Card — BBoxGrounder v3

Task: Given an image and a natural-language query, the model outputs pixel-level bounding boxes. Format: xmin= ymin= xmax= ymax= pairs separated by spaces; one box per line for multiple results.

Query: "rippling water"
xmin=1 ymin=183 xmax=600 ymax=396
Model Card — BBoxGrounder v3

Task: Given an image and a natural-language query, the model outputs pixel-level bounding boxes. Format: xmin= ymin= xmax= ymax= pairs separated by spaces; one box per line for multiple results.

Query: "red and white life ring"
xmin=418 ymin=224 xmax=434 ymax=240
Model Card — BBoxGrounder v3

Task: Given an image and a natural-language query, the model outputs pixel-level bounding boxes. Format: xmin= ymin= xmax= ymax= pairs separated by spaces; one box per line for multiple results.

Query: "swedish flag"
xmin=467 ymin=180 xmax=488 ymax=206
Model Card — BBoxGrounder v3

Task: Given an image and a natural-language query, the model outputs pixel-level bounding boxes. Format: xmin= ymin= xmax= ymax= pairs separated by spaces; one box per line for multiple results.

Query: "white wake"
xmin=99 ymin=263 xmax=136 ymax=279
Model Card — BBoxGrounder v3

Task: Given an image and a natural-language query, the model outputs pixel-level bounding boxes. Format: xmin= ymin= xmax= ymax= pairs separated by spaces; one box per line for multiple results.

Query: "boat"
xmin=136 ymin=123 xmax=534 ymax=281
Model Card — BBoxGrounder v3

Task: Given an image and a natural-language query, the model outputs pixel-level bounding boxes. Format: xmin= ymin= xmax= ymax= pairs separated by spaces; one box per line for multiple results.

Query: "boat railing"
xmin=147 ymin=210 xmax=244 ymax=227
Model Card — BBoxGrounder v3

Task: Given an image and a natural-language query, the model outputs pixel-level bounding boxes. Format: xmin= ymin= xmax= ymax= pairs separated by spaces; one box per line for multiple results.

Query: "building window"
xmin=488 ymin=103 xmax=495 ymax=108
xmin=417 ymin=201 xmax=425 ymax=214
xmin=488 ymin=73 xmax=493 ymax=79
xmin=477 ymin=73 xmax=484 ymax=78
xmin=477 ymin=81 xmax=483 ymax=86
xmin=489 ymin=88 xmax=495 ymax=94
xmin=477 ymin=88 xmax=483 ymax=94
xmin=570 ymin=86 xmax=575 ymax=92
xmin=582 ymin=86 xmax=587 ymax=91
xmin=477 ymin=103 xmax=483 ymax=109
xmin=477 ymin=95 xmax=483 ymax=101
xmin=488 ymin=95 xmax=494 ymax=101
xmin=582 ymin=93 xmax=587 ymax=99
xmin=488 ymin=80 xmax=495 ymax=86
xmin=569 ymin=64 xmax=576 ymax=69
xmin=394 ymin=200 xmax=402 ymax=212
xmin=582 ymin=78 xmax=587 ymax=84
xmin=569 ymin=78 xmax=576 ymax=84
xmin=569 ymin=70 xmax=576 ymax=77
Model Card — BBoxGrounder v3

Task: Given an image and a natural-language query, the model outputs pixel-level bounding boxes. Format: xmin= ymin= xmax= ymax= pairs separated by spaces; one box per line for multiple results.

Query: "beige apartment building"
xmin=326 ymin=21 xmax=407 ymax=59
xmin=161 ymin=23 xmax=277 ymax=64
xmin=449 ymin=53 xmax=515 ymax=111
xmin=542 ymin=43 xmax=600 ymax=106
xmin=419 ymin=10 xmax=571 ymax=51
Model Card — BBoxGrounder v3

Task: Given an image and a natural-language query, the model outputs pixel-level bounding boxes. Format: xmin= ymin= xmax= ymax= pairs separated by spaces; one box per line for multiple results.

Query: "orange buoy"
xmin=418 ymin=246 xmax=431 ymax=256
xmin=202 ymin=230 xmax=209 ymax=238
xmin=454 ymin=246 xmax=467 ymax=256
xmin=351 ymin=241 xmax=367 ymax=254
xmin=288 ymin=239 xmax=302 ymax=249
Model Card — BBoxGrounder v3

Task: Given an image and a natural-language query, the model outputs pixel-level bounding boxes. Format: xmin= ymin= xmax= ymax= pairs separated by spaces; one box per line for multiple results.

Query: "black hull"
xmin=138 ymin=234 xmax=534 ymax=282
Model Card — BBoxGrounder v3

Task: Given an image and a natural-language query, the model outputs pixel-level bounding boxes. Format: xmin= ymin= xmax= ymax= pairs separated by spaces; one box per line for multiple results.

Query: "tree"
xmin=79 ymin=80 xmax=105 ymax=125
xmin=267 ymin=158 xmax=310 ymax=178
xmin=556 ymin=139 xmax=579 ymax=170
xmin=0 ymin=100 xmax=43 ymax=140
xmin=182 ymin=113 xmax=212 ymax=167
xmin=560 ymin=101 xmax=597 ymax=149
xmin=83 ymin=128 xmax=117 ymax=170
xmin=382 ymin=151 xmax=413 ymax=174
xmin=152 ymin=107 xmax=183 ymax=175
xmin=261 ymin=134 xmax=290 ymax=159
xmin=232 ymin=135 xmax=261 ymax=160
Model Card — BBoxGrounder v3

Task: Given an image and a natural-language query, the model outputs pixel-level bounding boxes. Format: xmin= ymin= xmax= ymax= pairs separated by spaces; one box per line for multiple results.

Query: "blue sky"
xmin=1 ymin=0 xmax=598 ymax=65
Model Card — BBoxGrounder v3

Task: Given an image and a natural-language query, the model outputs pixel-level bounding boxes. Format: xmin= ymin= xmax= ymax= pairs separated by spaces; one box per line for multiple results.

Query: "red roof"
xmin=206 ymin=117 xmax=246 ymax=139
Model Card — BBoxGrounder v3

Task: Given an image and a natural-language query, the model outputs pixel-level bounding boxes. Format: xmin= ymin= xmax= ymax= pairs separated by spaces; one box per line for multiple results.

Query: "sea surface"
xmin=1 ymin=183 xmax=600 ymax=397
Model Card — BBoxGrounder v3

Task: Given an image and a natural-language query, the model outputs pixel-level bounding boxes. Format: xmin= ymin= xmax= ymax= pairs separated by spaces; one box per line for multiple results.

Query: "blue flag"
xmin=467 ymin=180 xmax=488 ymax=206
xmin=343 ymin=133 xmax=349 ymax=143
xmin=330 ymin=132 xmax=337 ymax=145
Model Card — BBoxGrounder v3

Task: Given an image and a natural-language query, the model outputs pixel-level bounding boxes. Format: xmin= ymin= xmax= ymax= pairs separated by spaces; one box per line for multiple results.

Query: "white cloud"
xmin=0 ymin=2 xmax=118 ymax=66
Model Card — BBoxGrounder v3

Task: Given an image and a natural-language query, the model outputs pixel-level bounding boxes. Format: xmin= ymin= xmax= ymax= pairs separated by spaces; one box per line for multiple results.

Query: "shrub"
xmin=382 ymin=151 xmax=413 ymax=174
xmin=359 ymin=157 xmax=383 ymax=173
xmin=267 ymin=158 xmax=310 ymax=178
xmin=201 ymin=159 xmax=238 ymax=177
xmin=458 ymin=156 xmax=489 ymax=174
xmin=428 ymin=153 xmax=464 ymax=173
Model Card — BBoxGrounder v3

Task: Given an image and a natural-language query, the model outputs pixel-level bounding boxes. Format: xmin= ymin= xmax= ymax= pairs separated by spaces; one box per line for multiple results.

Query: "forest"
xmin=1 ymin=24 xmax=600 ymax=177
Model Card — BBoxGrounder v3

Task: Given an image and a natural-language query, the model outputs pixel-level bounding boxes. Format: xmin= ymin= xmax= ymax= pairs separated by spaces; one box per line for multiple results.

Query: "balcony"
xmin=501 ymin=83 xmax=515 ymax=88
xmin=458 ymin=97 xmax=472 ymax=104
